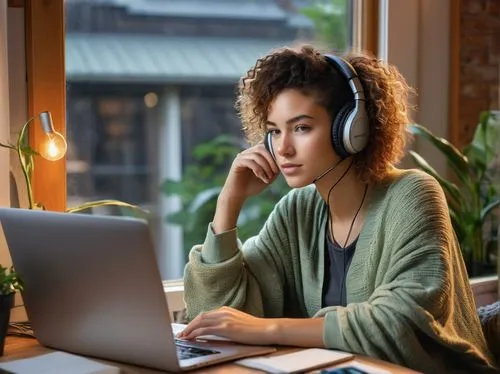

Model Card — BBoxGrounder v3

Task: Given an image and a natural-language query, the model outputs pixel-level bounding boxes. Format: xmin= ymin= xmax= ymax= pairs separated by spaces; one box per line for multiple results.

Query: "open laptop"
xmin=0 ymin=208 xmax=276 ymax=372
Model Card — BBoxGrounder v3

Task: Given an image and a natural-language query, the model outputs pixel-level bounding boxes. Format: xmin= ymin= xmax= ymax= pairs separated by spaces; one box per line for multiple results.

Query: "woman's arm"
xmin=184 ymin=143 xmax=283 ymax=319
xmin=178 ymin=306 xmax=325 ymax=347
xmin=183 ymin=196 xmax=291 ymax=321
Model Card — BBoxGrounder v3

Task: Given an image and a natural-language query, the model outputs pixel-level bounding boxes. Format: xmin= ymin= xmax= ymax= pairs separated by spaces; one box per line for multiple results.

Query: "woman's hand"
xmin=177 ymin=306 xmax=326 ymax=347
xmin=177 ymin=306 xmax=277 ymax=345
xmin=223 ymin=143 xmax=280 ymax=201
xmin=212 ymin=144 xmax=280 ymax=233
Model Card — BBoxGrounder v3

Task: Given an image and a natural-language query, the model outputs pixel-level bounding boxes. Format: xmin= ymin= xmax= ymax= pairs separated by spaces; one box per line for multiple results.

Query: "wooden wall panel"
xmin=25 ymin=0 xmax=66 ymax=211
xmin=7 ymin=0 xmax=24 ymax=8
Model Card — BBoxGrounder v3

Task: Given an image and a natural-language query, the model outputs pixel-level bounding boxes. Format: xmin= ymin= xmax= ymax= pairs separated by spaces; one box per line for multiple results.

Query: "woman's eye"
xmin=295 ymin=125 xmax=310 ymax=133
xmin=268 ymin=129 xmax=280 ymax=136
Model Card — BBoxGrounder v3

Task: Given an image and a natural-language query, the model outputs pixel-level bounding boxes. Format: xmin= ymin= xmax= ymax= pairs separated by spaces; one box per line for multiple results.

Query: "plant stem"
xmin=17 ymin=118 xmax=35 ymax=209
xmin=17 ymin=147 xmax=34 ymax=209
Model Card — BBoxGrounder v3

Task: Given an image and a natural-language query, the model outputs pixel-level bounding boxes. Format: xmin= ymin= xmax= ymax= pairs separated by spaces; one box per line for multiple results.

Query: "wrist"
xmin=213 ymin=191 xmax=245 ymax=234
xmin=264 ymin=319 xmax=282 ymax=345
xmin=218 ymin=187 xmax=246 ymax=206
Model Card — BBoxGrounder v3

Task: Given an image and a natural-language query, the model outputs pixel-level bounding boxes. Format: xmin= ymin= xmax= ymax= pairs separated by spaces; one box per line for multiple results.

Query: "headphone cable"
xmin=339 ymin=183 xmax=368 ymax=306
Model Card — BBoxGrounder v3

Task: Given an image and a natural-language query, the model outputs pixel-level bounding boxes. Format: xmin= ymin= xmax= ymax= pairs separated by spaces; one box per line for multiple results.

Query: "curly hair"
xmin=236 ymin=44 xmax=413 ymax=183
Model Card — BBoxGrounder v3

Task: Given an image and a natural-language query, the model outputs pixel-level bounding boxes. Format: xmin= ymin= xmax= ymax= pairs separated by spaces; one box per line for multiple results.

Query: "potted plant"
xmin=0 ymin=265 xmax=23 ymax=356
xmin=408 ymin=111 xmax=500 ymax=277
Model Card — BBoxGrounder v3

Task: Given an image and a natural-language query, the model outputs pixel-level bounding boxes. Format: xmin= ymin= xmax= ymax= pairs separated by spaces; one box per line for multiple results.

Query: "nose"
xmin=275 ymin=132 xmax=295 ymax=158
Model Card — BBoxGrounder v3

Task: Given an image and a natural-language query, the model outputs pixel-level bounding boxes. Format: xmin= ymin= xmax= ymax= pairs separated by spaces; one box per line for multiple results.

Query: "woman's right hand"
xmin=212 ymin=144 xmax=280 ymax=234
xmin=222 ymin=143 xmax=280 ymax=201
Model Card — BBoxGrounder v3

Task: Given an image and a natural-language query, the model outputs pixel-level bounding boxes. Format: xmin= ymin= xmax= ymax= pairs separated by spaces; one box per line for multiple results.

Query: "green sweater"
xmin=184 ymin=169 xmax=497 ymax=373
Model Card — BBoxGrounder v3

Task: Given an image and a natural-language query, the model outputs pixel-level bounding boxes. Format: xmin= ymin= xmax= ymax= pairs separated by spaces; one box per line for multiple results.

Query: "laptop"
xmin=0 ymin=208 xmax=276 ymax=372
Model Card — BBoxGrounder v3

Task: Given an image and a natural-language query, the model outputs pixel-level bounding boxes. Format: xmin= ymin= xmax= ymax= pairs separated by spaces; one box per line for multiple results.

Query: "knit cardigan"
xmin=183 ymin=169 xmax=497 ymax=373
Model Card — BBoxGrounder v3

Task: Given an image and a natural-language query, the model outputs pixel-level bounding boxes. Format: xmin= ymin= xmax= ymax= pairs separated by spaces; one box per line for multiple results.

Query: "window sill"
xmin=470 ymin=275 xmax=498 ymax=308
xmin=162 ymin=275 xmax=499 ymax=312
xmin=163 ymin=279 xmax=186 ymax=319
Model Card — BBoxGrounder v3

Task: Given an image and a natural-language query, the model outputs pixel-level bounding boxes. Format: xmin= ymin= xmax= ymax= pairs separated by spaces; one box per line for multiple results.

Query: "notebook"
xmin=0 ymin=208 xmax=276 ymax=372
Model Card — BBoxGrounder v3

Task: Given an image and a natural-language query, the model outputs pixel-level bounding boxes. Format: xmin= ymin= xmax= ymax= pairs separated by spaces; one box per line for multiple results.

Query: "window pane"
xmin=64 ymin=0 xmax=354 ymax=279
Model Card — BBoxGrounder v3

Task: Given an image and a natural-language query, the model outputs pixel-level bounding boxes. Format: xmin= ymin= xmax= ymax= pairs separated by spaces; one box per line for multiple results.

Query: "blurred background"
xmin=64 ymin=0 xmax=352 ymax=278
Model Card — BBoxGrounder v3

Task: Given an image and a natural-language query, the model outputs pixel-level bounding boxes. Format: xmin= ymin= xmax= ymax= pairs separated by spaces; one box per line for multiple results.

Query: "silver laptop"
xmin=0 ymin=208 xmax=276 ymax=372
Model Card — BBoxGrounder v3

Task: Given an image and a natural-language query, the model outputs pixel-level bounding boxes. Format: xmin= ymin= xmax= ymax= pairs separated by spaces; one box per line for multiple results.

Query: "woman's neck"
xmin=314 ymin=160 xmax=370 ymax=220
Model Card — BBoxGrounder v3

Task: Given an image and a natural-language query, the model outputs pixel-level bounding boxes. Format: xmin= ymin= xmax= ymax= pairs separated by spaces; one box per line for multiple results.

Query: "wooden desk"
xmin=1 ymin=336 xmax=421 ymax=373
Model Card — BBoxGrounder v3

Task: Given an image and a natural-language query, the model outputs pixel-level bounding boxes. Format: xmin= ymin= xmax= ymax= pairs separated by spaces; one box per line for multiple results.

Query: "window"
xmin=63 ymin=0 xmax=356 ymax=280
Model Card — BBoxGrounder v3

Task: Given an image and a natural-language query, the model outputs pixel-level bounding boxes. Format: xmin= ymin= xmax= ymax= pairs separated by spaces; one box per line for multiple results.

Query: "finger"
xmin=177 ymin=310 xmax=222 ymax=337
xmin=240 ymin=146 xmax=279 ymax=177
xmin=183 ymin=326 xmax=221 ymax=340
xmin=237 ymin=157 xmax=271 ymax=184
xmin=248 ymin=144 xmax=280 ymax=177
xmin=177 ymin=313 xmax=206 ymax=337
xmin=238 ymin=153 xmax=275 ymax=182
xmin=181 ymin=318 xmax=223 ymax=340
xmin=255 ymin=144 xmax=280 ymax=174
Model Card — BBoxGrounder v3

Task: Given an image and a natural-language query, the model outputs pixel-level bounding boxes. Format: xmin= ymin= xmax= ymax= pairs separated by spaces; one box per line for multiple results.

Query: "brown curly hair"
xmin=236 ymin=44 xmax=413 ymax=183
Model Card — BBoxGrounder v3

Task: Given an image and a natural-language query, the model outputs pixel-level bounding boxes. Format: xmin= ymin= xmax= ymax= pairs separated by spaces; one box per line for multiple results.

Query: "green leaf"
xmin=0 ymin=142 xmax=16 ymax=150
xmin=0 ymin=266 xmax=24 ymax=295
xmin=66 ymin=200 xmax=148 ymax=218
xmin=19 ymin=145 xmax=39 ymax=157
xmin=25 ymin=154 xmax=34 ymax=178
xmin=160 ymin=179 xmax=186 ymax=196
xmin=188 ymin=187 xmax=222 ymax=214
xmin=463 ymin=143 xmax=486 ymax=178
xmin=408 ymin=124 xmax=470 ymax=185
xmin=480 ymin=198 xmax=500 ymax=223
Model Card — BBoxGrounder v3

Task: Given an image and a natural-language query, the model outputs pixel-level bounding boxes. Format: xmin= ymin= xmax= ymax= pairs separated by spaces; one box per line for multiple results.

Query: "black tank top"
xmin=322 ymin=233 xmax=357 ymax=307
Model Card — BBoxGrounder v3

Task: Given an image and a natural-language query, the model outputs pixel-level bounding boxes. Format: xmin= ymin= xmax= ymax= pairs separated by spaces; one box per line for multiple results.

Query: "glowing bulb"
xmin=38 ymin=111 xmax=67 ymax=161
xmin=39 ymin=132 xmax=67 ymax=161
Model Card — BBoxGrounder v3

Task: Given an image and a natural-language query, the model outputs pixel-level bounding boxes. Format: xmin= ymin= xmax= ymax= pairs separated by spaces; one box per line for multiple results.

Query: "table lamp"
xmin=0 ymin=111 xmax=66 ymax=209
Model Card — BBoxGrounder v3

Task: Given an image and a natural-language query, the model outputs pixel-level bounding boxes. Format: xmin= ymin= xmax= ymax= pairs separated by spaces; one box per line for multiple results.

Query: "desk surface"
xmin=1 ymin=336 xmax=420 ymax=373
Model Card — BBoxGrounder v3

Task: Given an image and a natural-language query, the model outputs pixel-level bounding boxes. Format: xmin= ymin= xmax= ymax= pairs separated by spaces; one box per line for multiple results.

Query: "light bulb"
xmin=39 ymin=132 xmax=67 ymax=161
xmin=38 ymin=111 xmax=67 ymax=161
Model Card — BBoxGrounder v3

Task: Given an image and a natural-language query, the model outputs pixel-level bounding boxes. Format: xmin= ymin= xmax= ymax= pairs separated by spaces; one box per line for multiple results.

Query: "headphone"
xmin=265 ymin=54 xmax=369 ymax=160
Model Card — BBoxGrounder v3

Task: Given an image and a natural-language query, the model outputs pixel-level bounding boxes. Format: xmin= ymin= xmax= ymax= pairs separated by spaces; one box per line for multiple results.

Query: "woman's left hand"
xmin=177 ymin=306 xmax=276 ymax=345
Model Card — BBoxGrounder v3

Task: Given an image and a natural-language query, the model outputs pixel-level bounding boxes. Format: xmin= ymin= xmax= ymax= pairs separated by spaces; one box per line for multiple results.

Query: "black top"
xmin=322 ymin=233 xmax=357 ymax=307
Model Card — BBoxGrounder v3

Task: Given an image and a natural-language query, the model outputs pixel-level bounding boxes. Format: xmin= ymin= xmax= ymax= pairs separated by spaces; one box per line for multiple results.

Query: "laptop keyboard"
xmin=175 ymin=340 xmax=220 ymax=360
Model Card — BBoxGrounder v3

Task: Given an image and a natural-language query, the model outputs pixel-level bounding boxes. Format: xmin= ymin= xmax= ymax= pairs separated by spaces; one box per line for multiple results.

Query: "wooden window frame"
xmin=352 ymin=0 xmax=379 ymax=56
xmin=24 ymin=0 xmax=66 ymax=211
xmin=449 ymin=0 xmax=460 ymax=147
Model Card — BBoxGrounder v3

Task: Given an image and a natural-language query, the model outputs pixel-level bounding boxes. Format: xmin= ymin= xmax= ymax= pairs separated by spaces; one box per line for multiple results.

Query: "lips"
xmin=280 ymin=163 xmax=302 ymax=175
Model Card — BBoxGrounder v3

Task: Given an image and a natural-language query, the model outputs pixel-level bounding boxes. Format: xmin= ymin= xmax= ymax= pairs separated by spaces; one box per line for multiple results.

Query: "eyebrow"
xmin=265 ymin=114 xmax=314 ymax=128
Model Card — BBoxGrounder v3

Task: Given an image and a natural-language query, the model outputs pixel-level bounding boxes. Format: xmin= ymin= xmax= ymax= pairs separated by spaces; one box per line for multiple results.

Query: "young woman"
xmin=178 ymin=45 xmax=497 ymax=373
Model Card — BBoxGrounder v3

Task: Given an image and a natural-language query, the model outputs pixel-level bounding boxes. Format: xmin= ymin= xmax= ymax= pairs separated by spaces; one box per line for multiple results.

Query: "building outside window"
xmin=64 ymin=0 xmax=353 ymax=279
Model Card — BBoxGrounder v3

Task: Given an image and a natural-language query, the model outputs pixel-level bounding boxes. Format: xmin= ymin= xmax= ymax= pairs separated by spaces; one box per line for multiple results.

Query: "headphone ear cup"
xmin=332 ymin=103 xmax=354 ymax=159
xmin=264 ymin=131 xmax=276 ymax=161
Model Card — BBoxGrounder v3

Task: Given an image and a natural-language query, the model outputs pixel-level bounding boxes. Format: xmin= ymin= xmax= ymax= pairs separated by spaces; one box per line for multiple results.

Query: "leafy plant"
xmin=161 ymin=135 xmax=290 ymax=258
xmin=301 ymin=0 xmax=349 ymax=51
xmin=0 ymin=114 xmax=147 ymax=217
xmin=0 ymin=265 xmax=23 ymax=296
xmin=408 ymin=111 xmax=500 ymax=275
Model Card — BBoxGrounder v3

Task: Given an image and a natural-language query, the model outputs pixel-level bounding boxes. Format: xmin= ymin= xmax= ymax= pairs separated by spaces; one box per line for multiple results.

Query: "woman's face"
xmin=266 ymin=89 xmax=339 ymax=188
